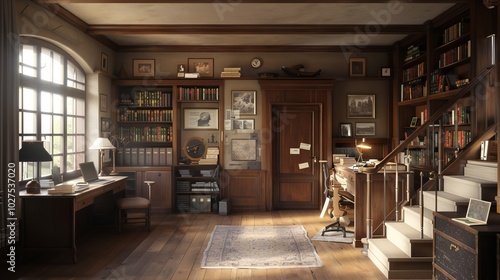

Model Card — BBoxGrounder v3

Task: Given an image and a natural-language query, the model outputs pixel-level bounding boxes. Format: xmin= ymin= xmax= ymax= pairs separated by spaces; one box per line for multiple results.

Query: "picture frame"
xmin=355 ymin=122 xmax=376 ymax=136
xmin=340 ymin=123 xmax=352 ymax=137
xmin=100 ymin=94 xmax=107 ymax=112
xmin=232 ymin=90 xmax=257 ymax=115
xmin=133 ymin=59 xmax=155 ymax=77
xmin=410 ymin=117 xmax=419 ymax=127
xmin=349 ymin=57 xmax=366 ymax=77
xmin=347 ymin=94 xmax=375 ymax=118
xmin=233 ymin=119 xmax=255 ymax=130
xmin=231 ymin=139 xmax=257 ymax=161
xmin=184 ymin=108 xmax=219 ymax=130
xmin=380 ymin=67 xmax=391 ymax=77
xmin=188 ymin=58 xmax=214 ymax=77
xmin=101 ymin=52 xmax=108 ymax=73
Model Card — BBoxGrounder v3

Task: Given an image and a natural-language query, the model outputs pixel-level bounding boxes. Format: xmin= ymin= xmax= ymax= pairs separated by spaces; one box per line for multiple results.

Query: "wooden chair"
xmin=116 ymin=180 xmax=154 ymax=233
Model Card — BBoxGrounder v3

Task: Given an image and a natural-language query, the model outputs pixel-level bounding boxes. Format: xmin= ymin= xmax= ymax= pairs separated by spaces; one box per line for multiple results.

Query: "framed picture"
xmin=349 ymin=57 xmax=366 ymax=77
xmin=347 ymin=94 xmax=375 ymax=118
xmin=232 ymin=90 xmax=256 ymax=115
xmin=233 ymin=119 xmax=255 ymax=130
xmin=340 ymin=123 xmax=352 ymax=137
xmin=184 ymin=108 xmax=218 ymax=130
xmin=133 ymin=59 xmax=155 ymax=77
xmin=188 ymin=58 xmax=214 ymax=77
xmin=100 ymin=94 xmax=107 ymax=112
xmin=101 ymin=52 xmax=108 ymax=73
xmin=380 ymin=67 xmax=391 ymax=77
xmin=355 ymin=122 xmax=376 ymax=136
xmin=410 ymin=117 xmax=419 ymax=127
xmin=231 ymin=139 xmax=257 ymax=161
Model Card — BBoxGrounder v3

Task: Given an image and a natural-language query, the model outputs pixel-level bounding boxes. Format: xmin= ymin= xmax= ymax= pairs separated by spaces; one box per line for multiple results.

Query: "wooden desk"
xmin=20 ymin=176 xmax=127 ymax=263
xmin=335 ymin=165 xmax=413 ymax=247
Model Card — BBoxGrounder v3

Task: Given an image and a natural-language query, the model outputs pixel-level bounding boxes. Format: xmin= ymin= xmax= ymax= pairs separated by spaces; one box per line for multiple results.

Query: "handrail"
xmin=362 ymin=66 xmax=495 ymax=174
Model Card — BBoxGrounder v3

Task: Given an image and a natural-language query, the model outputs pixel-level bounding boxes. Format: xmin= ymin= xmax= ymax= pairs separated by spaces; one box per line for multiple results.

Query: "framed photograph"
xmin=232 ymin=90 xmax=256 ymax=115
xmin=133 ymin=59 xmax=155 ymax=77
xmin=188 ymin=58 xmax=214 ymax=77
xmin=100 ymin=94 xmax=107 ymax=112
xmin=349 ymin=57 xmax=366 ymax=77
xmin=340 ymin=123 xmax=352 ymax=137
xmin=101 ymin=52 xmax=108 ymax=73
xmin=380 ymin=67 xmax=391 ymax=77
xmin=347 ymin=94 xmax=375 ymax=118
xmin=410 ymin=117 xmax=419 ymax=127
xmin=184 ymin=108 xmax=218 ymax=130
xmin=233 ymin=119 xmax=255 ymax=130
xmin=355 ymin=122 xmax=376 ymax=136
xmin=231 ymin=139 xmax=257 ymax=161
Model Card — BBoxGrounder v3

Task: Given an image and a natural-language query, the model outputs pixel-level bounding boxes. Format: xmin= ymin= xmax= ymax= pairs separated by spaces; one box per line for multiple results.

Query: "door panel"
xmin=272 ymin=104 xmax=320 ymax=209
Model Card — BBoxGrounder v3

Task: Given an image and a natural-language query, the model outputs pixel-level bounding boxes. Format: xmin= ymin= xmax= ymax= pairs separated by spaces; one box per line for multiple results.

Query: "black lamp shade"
xmin=19 ymin=141 xmax=52 ymax=162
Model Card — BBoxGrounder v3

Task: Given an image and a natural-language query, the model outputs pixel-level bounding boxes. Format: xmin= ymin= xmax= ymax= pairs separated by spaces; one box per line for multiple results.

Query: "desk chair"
xmin=116 ymin=180 xmax=154 ymax=233
xmin=321 ymin=166 xmax=354 ymax=238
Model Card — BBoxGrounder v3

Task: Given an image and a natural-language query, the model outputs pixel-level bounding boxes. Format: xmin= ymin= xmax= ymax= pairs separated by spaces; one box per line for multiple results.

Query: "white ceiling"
xmin=42 ymin=1 xmax=460 ymax=50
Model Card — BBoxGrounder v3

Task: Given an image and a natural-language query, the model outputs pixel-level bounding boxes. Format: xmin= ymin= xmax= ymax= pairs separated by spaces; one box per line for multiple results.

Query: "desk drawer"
xmin=75 ymin=196 xmax=94 ymax=211
xmin=435 ymin=215 xmax=475 ymax=249
xmin=434 ymin=233 xmax=476 ymax=280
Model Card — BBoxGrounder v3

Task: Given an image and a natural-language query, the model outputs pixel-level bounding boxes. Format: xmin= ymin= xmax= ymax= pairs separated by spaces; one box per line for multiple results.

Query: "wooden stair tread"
xmin=422 ymin=190 xmax=469 ymax=203
xmin=403 ymin=205 xmax=434 ymax=221
xmin=369 ymin=238 xmax=432 ymax=261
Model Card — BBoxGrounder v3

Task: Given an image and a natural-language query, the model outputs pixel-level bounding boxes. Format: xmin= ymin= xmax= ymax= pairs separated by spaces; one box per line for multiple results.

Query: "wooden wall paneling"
xmin=223 ymin=169 xmax=265 ymax=212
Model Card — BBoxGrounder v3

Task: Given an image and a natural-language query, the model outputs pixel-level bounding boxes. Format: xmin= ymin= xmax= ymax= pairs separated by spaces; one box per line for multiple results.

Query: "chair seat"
xmin=116 ymin=197 xmax=150 ymax=209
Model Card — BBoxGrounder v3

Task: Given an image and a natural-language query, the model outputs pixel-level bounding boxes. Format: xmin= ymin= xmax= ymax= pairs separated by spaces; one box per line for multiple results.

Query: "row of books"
xmin=116 ymin=147 xmax=173 ymax=166
xmin=175 ymin=181 xmax=220 ymax=192
xmin=403 ymin=149 xmax=428 ymax=166
xmin=442 ymin=106 xmax=471 ymax=125
xmin=117 ymin=108 xmax=173 ymax=122
xmin=176 ymin=195 xmax=218 ymax=213
xmin=404 ymin=44 xmax=424 ymax=62
xmin=402 ymin=62 xmax=425 ymax=83
xmin=442 ymin=18 xmax=470 ymax=44
xmin=119 ymin=91 xmax=173 ymax=107
xmin=400 ymin=78 xmax=427 ymax=101
xmin=177 ymin=86 xmax=219 ymax=100
xmin=443 ymin=129 xmax=472 ymax=149
xmin=438 ymin=40 xmax=471 ymax=68
xmin=119 ymin=126 xmax=173 ymax=143
xmin=199 ymin=147 xmax=219 ymax=164
xmin=220 ymin=67 xmax=241 ymax=78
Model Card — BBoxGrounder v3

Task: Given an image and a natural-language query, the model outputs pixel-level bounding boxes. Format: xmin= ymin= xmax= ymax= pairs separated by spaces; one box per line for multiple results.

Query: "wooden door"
xmin=272 ymin=104 xmax=321 ymax=209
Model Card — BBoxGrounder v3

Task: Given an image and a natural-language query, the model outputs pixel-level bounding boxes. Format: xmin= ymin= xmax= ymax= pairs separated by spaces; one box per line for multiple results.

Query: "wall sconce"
xmin=19 ymin=140 xmax=53 ymax=194
xmin=89 ymin=137 xmax=115 ymax=176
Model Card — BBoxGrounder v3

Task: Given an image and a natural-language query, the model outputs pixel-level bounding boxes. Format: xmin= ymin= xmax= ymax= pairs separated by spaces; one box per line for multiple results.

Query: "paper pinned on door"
xmin=290 ymin=148 xmax=300 ymax=154
xmin=298 ymin=162 xmax=309 ymax=169
xmin=300 ymin=143 xmax=311 ymax=150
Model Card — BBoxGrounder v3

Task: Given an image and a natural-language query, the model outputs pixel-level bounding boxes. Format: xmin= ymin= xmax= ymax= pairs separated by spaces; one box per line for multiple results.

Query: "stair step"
xmin=402 ymin=206 xmax=434 ymax=237
xmin=422 ymin=191 xmax=469 ymax=212
xmin=368 ymin=238 xmax=433 ymax=279
xmin=443 ymin=176 xmax=497 ymax=200
xmin=466 ymin=159 xmax=498 ymax=168
xmin=464 ymin=165 xmax=497 ymax=182
xmin=386 ymin=222 xmax=433 ymax=257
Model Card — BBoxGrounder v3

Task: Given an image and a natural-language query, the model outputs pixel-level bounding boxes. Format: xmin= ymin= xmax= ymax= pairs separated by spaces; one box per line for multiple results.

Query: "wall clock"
xmin=183 ymin=137 xmax=207 ymax=164
xmin=251 ymin=57 xmax=263 ymax=69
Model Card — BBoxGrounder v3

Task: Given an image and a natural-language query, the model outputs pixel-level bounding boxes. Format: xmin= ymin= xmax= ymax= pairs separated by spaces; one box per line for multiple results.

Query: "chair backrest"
xmin=330 ymin=169 xmax=347 ymax=218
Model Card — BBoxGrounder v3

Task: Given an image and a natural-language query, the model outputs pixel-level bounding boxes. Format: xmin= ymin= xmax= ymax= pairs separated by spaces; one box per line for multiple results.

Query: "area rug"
xmin=201 ymin=225 xmax=322 ymax=269
xmin=311 ymin=229 xmax=354 ymax=244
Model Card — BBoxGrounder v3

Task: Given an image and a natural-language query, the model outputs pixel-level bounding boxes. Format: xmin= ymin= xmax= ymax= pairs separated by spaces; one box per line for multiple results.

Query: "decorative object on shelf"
xmin=250 ymin=57 xmax=263 ymax=68
xmin=281 ymin=64 xmax=321 ymax=77
xmin=340 ymin=123 xmax=352 ymax=137
xmin=133 ymin=59 xmax=155 ymax=77
xmin=177 ymin=64 xmax=186 ymax=77
xmin=101 ymin=52 xmax=108 ymax=73
xmin=231 ymin=90 xmax=256 ymax=115
xmin=258 ymin=72 xmax=279 ymax=78
xmin=483 ymin=0 xmax=498 ymax=9
xmin=19 ymin=140 xmax=53 ymax=194
xmin=184 ymin=108 xmax=219 ymax=130
xmin=355 ymin=122 xmax=375 ymax=136
xmin=347 ymin=94 xmax=375 ymax=118
xmin=221 ymin=67 xmax=241 ymax=78
xmin=349 ymin=57 xmax=366 ymax=77
xmin=380 ymin=67 xmax=391 ymax=77
xmin=231 ymin=139 xmax=257 ymax=161
xmin=89 ymin=137 xmax=116 ymax=176
xmin=100 ymin=93 xmax=107 ymax=112
xmin=355 ymin=138 xmax=371 ymax=163
xmin=188 ymin=58 xmax=214 ymax=78
xmin=183 ymin=137 xmax=207 ymax=164
xmin=410 ymin=117 xmax=419 ymax=127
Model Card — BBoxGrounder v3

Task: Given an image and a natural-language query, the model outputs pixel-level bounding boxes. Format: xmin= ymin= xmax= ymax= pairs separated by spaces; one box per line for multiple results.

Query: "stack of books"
xmin=220 ymin=67 xmax=241 ymax=78
xmin=199 ymin=147 xmax=219 ymax=164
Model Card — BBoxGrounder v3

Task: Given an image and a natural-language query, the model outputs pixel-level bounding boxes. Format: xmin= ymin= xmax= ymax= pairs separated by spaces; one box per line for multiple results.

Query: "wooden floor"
xmin=10 ymin=210 xmax=388 ymax=280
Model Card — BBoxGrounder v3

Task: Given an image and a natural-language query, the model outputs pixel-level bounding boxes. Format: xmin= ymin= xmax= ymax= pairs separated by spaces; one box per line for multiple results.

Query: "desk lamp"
xmin=19 ymin=140 xmax=53 ymax=194
xmin=355 ymin=138 xmax=371 ymax=164
xmin=89 ymin=137 xmax=115 ymax=176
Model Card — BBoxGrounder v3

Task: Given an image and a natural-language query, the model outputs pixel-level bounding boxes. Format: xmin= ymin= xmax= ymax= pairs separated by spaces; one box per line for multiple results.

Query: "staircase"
xmin=367 ymin=160 xmax=498 ymax=279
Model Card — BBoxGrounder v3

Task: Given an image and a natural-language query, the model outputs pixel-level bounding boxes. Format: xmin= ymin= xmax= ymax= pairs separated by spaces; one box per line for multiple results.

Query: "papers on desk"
xmin=47 ymin=181 xmax=89 ymax=194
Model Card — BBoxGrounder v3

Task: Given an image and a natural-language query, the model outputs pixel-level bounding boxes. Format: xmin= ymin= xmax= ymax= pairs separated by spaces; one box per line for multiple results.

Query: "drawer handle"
xmin=449 ymin=244 xmax=459 ymax=252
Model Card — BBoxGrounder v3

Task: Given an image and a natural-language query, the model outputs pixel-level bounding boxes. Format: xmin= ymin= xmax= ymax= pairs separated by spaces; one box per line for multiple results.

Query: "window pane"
xmin=76 ymin=135 xmax=85 ymax=152
xmin=76 ymin=117 xmax=85 ymax=134
xmin=67 ymin=116 xmax=75 ymax=133
xmin=22 ymin=87 xmax=37 ymax=110
xmin=67 ymin=97 xmax=75 ymax=115
xmin=67 ymin=136 xmax=75 ymax=152
xmin=53 ymin=136 xmax=64 ymax=154
xmin=76 ymin=98 xmax=85 ymax=116
xmin=53 ymin=94 xmax=64 ymax=114
xmin=40 ymin=161 xmax=51 ymax=178
xmin=75 ymin=153 xmax=85 ymax=169
xmin=20 ymin=45 xmax=37 ymax=77
xmin=52 ymin=155 xmax=63 ymax=170
xmin=41 ymin=48 xmax=53 ymax=82
xmin=41 ymin=136 xmax=52 ymax=154
xmin=22 ymin=112 xmax=37 ymax=134
xmin=53 ymin=115 xmax=64 ymax=134
xmin=41 ymin=91 xmax=52 ymax=113
xmin=66 ymin=153 xmax=75 ymax=172
xmin=18 ymin=112 xmax=22 ymax=134
xmin=41 ymin=114 xmax=52 ymax=134
xmin=53 ymin=51 xmax=64 ymax=85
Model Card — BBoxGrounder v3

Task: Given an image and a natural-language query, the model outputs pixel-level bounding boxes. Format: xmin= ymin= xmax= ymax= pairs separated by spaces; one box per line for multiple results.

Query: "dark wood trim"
xmin=116 ymin=45 xmax=393 ymax=53
xmin=39 ymin=0 xmax=468 ymax=3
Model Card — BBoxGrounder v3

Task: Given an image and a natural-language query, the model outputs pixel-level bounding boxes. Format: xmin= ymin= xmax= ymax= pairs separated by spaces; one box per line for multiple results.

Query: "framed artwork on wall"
xmin=349 ymin=57 xmax=366 ymax=77
xmin=233 ymin=119 xmax=255 ymax=130
xmin=101 ymin=52 xmax=108 ymax=73
xmin=184 ymin=108 xmax=219 ymax=130
xmin=231 ymin=139 xmax=257 ymax=161
xmin=355 ymin=122 xmax=376 ymax=136
xmin=188 ymin=58 xmax=214 ymax=77
xmin=100 ymin=94 xmax=107 ymax=112
xmin=232 ymin=90 xmax=256 ymax=115
xmin=340 ymin=123 xmax=352 ymax=137
xmin=347 ymin=94 xmax=375 ymax=118
xmin=133 ymin=59 xmax=155 ymax=77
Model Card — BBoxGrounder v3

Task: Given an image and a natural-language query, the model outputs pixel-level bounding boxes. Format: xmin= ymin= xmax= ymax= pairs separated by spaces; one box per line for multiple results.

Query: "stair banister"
xmin=358 ymin=65 xmax=495 ymax=251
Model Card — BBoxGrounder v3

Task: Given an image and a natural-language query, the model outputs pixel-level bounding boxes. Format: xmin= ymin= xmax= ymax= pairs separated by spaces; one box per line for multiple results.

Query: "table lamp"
xmin=19 ymin=140 xmax=53 ymax=194
xmin=355 ymin=138 xmax=371 ymax=164
xmin=89 ymin=137 xmax=115 ymax=176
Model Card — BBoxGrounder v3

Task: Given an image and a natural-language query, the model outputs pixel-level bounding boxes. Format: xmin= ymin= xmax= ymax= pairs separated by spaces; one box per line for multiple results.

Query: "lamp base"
xmin=99 ymin=170 xmax=108 ymax=176
xmin=109 ymin=170 xmax=119 ymax=175
xmin=25 ymin=179 xmax=41 ymax=194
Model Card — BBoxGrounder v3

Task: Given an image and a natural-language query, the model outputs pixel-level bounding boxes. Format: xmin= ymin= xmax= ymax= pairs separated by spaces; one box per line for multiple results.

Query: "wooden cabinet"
xmin=222 ymin=169 xmax=266 ymax=212
xmin=173 ymin=165 xmax=220 ymax=213
xmin=433 ymin=211 xmax=500 ymax=279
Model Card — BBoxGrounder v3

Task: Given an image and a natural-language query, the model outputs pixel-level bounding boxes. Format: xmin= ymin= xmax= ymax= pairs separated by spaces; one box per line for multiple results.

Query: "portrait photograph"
xmin=184 ymin=108 xmax=219 ymax=130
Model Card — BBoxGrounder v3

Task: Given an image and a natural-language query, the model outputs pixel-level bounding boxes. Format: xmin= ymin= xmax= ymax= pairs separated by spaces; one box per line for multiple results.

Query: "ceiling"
xmin=37 ymin=0 xmax=465 ymax=52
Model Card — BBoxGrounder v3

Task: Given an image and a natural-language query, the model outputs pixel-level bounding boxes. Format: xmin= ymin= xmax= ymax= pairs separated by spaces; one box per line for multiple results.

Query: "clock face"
xmin=251 ymin=58 xmax=262 ymax=68
xmin=183 ymin=137 xmax=207 ymax=162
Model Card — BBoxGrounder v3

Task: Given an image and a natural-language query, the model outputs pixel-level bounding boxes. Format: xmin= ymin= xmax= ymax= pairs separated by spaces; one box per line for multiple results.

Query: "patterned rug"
xmin=311 ymin=229 xmax=354 ymax=244
xmin=201 ymin=225 xmax=322 ymax=269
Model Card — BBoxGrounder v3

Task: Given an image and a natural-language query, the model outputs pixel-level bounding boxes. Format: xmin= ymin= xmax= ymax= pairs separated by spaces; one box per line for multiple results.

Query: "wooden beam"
xmin=116 ymin=44 xmax=393 ymax=52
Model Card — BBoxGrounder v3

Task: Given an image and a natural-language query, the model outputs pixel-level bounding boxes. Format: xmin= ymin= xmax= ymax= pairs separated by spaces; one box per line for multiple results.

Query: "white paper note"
xmin=300 ymin=143 xmax=311 ymax=150
xmin=298 ymin=162 xmax=309 ymax=169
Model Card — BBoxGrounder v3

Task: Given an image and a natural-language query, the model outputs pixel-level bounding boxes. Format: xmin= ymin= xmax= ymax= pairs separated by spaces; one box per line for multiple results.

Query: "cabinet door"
xmin=143 ymin=170 xmax=172 ymax=213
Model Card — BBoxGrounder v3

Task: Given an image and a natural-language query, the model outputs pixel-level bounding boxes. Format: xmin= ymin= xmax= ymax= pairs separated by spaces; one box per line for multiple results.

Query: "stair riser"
xmin=464 ymin=167 xmax=497 ymax=182
xmin=422 ymin=195 xmax=457 ymax=212
xmin=443 ymin=178 xmax=496 ymax=200
xmin=402 ymin=209 xmax=433 ymax=237
xmin=368 ymin=250 xmax=432 ymax=280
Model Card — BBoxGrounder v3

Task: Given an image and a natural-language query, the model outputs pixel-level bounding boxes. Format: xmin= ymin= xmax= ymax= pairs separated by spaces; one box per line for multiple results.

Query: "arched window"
xmin=19 ymin=39 xmax=86 ymax=181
